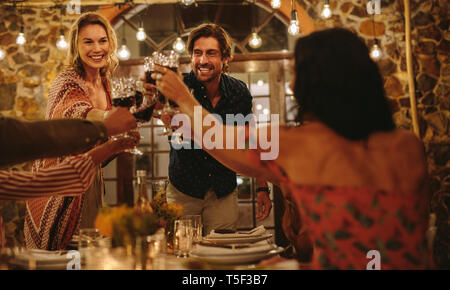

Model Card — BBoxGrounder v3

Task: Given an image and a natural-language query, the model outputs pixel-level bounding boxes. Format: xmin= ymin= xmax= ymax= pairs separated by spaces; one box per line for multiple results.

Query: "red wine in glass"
xmin=160 ymin=66 xmax=179 ymax=108
xmin=135 ymin=90 xmax=143 ymax=108
xmin=133 ymin=103 xmax=156 ymax=123
xmin=112 ymin=96 xmax=135 ymax=108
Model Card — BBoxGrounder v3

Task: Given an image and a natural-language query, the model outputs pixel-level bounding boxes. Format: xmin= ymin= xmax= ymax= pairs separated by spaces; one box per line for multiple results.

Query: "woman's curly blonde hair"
xmin=67 ymin=12 xmax=118 ymax=78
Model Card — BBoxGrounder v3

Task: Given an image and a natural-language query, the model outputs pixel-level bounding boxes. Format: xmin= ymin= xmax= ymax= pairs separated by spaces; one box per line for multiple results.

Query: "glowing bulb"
xmin=288 ymin=20 xmax=299 ymax=36
xmin=270 ymin=0 xmax=281 ymax=9
xmin=181 ymin=0 xmax=195 ymax=6
xmin=118 ymin=44 xmax=131 ymax=61
xmin=16 ymin=27 xmax=26 ymax=45
xmin=370 ymin=43 xmax=382 ymax=60
xmin=172 ymin=37 xmax=186 ymax=53
xmin=257 ymin=80 xmax=264 ymax=86
xmin=288 ymin=10 xmax=300 ymax=36
xmin=248 ymin=32 xmax=262 ymax=49
xmin=256 ymin=104 xmax=263 ymax=110
xmin=0 ymin=48 xmax=5 ymax=60
xmin=56 ymin=30 xmax=68 ymax=50
xmin=263 ymin=108 xmax=269 ymax=115
xmin=321 ymin=4 xmax=332 ymax=19
xmin=136 ymin=27 xmax=146 ymax=41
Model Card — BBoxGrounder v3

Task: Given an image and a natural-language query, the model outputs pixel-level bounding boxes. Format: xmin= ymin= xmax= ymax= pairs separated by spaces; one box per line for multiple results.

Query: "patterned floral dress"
xmin=24 ymin=69 xmax=112 ymax=250
xmin=247 ymin=149 xmax=433 ymax=270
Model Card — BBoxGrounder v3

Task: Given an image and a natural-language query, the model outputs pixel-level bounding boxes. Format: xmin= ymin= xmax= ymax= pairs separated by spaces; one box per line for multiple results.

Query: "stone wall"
xmin=0 ymin=6 xmax=78 ymax=247
xmin=0 ymin=7 xmax=77 ymax=120
xmin=298 ymin=0 xmax=449 ymax=268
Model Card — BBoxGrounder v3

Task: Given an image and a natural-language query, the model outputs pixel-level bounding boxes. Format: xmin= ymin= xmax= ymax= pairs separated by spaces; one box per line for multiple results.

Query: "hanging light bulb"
xmin=248 ymin=32 xmax=262 ymax=49
xmin=16 ymin=26 xmax=26 ymax=45
xmin=136 ymin=21 xmax=146 ymax=41
xmin=56 ymin=29 xmax=68 ymax=50
xmin=288 ymin=10 xmax=300 ymax=36
xmin=117 ymin=38 xmax=131 ymax=61
xmin=180 ymin=0 xmax=195 ymax=6
xmin=321 ymin=0 xmax=332 ymax=19
xmin=172 ymin=37 xmax=186 ymax=53
xmin=270 ymin=0 xmax=281 ymax=9
xmin=370 ymin=39 xmax=382 ymax=60
xmin=0 ymin=48 xmax=5 ymax=60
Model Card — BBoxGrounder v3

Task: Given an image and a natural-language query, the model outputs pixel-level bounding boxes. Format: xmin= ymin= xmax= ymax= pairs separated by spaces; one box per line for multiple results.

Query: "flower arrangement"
xmin=94 ymin=187 xmax=183 ymax=248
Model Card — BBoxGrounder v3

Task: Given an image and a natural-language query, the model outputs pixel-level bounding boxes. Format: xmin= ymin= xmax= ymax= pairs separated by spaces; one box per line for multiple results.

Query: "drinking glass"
xmin=181 ymin=215 xmax=202 ymax=245
xmin=173 ymin=219 xmax=193 ymax=258
xmin=110 ymin=77 xmax=143 ymax=155
xmin=153 ymin=50 xmax=180 ymax=136
xmin=146 ymin=231 xmax=167 ymax=270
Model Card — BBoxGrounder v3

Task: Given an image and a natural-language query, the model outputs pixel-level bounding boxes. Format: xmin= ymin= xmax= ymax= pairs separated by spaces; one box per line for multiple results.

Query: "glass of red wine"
xmin=110 ymin=77 xmax=143 ymax=155
xmin=153 ymin=50 xmax=183 ymax=140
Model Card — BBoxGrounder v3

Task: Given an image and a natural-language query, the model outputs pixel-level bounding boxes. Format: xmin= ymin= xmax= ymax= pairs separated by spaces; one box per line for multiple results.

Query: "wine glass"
xmin=110 ymin=77 xmax=143 ymax=155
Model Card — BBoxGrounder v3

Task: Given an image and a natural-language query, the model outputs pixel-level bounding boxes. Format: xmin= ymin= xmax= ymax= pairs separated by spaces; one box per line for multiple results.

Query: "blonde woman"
xmin=25 ymin=12 xmax=120 ymax=250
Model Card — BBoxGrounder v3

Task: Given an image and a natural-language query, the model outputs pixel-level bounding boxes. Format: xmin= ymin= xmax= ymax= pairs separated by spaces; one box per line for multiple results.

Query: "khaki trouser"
xmin=166 ymin=182 xmax=239 ymax=236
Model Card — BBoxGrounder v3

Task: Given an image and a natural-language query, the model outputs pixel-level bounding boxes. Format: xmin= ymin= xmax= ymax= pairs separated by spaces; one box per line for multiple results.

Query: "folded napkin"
xmin=192 ymin=240 xmax=274 ymax=256
xmin=207 ymin=225 xmax=267 ymax=239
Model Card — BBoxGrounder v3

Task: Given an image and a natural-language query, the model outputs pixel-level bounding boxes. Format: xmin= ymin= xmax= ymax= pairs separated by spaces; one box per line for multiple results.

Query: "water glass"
xmin=146 ymin=231 xmax=167 ymax=269
xmin=181 ymin=215 xmax=202 ymax=244
xmin=173 ymin=219 xmax=193 ymax=258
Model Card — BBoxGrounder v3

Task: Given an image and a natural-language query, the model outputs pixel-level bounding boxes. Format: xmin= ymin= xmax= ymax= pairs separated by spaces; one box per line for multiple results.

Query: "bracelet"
xmin=256 ymin=187 xmax=270 ymax=193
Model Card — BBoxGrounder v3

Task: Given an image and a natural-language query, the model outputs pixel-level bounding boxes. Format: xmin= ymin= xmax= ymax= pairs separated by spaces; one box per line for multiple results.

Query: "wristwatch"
xmin=256 ymin=187 xmax=270 ymax=193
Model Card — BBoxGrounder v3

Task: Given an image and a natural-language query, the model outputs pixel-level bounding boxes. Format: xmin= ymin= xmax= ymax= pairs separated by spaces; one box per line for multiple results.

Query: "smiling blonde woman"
xmin=25 ymin=12 xmax=120 ymax=250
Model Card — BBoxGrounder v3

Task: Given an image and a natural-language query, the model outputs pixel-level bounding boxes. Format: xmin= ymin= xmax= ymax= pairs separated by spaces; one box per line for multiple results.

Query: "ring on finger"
xmin=155 ymin=73 xmax=163 ymax=80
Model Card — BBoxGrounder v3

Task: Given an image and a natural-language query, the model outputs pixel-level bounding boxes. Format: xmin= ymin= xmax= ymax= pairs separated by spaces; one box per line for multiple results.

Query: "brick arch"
xmin=98 ymin=0 xmax=315 ymax=35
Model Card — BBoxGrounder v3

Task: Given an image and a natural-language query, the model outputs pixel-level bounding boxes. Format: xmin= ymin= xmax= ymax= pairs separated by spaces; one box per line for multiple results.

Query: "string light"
xmin=56 ymin=29 xmax=68 ymax=50
xmin=136 ymin=21 xmax=146 ymax=41
xmin=288 ymin=10 xmax=300 ymax=36
xmin=248 ymin=1 xmax=262 ymax=49
xmin=180 ymin=0 xmax=195 ymax=6
xmin=249 ymin=32 xmax=262 ymax=49
xmin=173 ymin=37 xmax=186 ymax=53
xmin=370 ymin=39 xmax=382 ymax=60
xmin=0 ymin=48 xmax=5 ymax=60
xmin=369 ymin=15 xmax=382 ymax=60
xmin=288 ymin=0 xmax=299 ymax=36
xmin=270 ymin=0 xmax=281 ymax=9
xmin=118 ymin=43 xmax=131 ymax=60
xmin=16 ymin=26 xmax=26 ymax=45
xmin=321 ymin=0 xmax=332 ymax=19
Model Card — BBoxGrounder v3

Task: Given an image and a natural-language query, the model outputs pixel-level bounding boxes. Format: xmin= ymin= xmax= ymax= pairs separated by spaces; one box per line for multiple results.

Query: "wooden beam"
xmin=404 ymin=0 xmax=420 ymax=138
xmin=120 ymin=16 xmax=159 ymax=50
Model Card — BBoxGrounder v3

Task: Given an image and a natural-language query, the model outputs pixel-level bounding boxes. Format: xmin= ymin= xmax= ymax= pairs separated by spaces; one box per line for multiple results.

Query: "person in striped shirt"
xmin=0 ymin=106 xmax=138 ymax=247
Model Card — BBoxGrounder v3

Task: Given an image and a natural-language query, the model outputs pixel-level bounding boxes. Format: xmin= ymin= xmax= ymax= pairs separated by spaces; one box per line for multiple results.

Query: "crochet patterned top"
xmin=25 ymin=69 xmax=112 ymax=250
xmin=247 ymin=149 xmax=433 ymax=270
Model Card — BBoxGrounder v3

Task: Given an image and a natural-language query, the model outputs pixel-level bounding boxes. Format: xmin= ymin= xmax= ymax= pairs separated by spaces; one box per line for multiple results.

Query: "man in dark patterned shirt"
xmin=152 ymin=24 xmax=272 ymax=235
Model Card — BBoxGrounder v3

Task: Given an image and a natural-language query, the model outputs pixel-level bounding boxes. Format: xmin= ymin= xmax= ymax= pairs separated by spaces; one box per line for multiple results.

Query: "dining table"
xmin=0 ymin=225 xmax=300 ymax=270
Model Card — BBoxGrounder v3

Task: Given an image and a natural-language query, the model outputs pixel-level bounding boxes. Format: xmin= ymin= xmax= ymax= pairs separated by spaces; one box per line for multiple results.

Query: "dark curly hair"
xmin=293 ymin=28 xmax=395 ymax=140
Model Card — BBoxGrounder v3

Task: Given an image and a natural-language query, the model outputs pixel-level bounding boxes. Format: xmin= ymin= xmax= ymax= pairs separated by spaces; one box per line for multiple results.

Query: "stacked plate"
xmin=190 ymin=226 xmax=283 ymax=265
xmin=8 ymin=249 xmax=74 ymax=270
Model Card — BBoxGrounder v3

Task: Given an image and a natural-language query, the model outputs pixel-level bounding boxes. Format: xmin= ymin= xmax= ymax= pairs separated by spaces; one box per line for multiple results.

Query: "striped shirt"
xmin=0 ymin=154 xmax=96 ymax=201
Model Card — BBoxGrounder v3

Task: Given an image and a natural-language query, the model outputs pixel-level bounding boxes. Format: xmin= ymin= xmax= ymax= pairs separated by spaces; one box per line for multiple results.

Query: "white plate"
xmin=203 ymin=233 xmax=273 ymax=245
xmin=8 ymin=249 xmax=73 ymax=269
xmin=190 ymin=247 xmax=284 ymax=265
